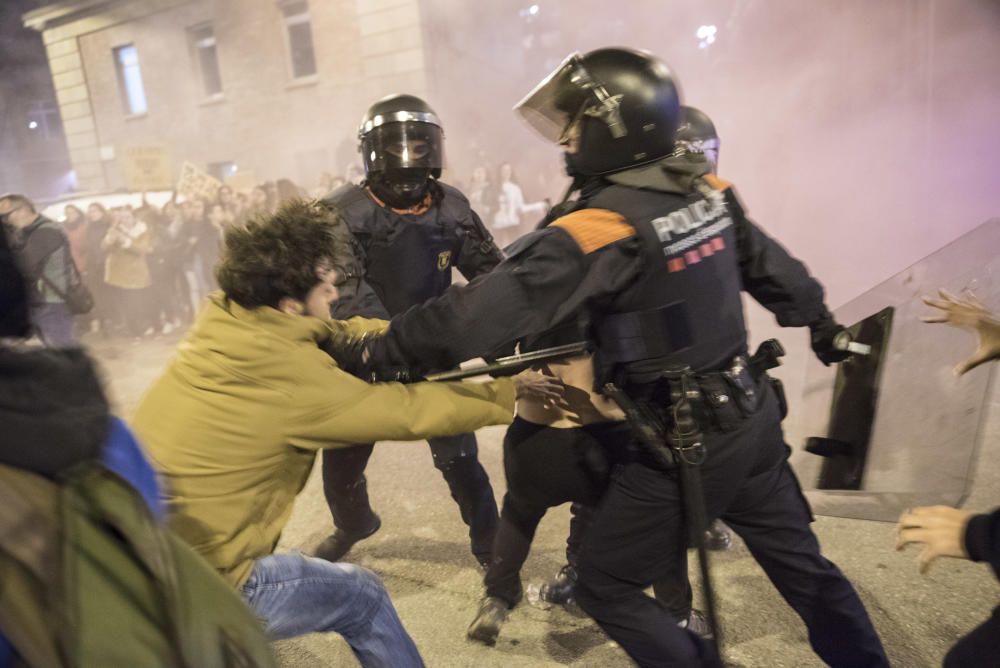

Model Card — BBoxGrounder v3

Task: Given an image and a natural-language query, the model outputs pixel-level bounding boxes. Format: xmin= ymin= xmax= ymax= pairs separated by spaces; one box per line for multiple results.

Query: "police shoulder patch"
xmin=702 ymin=174 xmax=733 ymax=192
xmin=551 ymin=209 xmax=636 ymax=254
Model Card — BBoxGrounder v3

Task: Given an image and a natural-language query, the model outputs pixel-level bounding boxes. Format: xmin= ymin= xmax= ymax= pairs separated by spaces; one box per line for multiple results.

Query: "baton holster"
xmin=603 ymin=367 xmax=722 ymax=655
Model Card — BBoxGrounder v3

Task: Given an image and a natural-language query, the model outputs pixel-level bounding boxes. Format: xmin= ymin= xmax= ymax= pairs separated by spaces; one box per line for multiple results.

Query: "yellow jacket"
xmin=132 ymin=293 xmax=515 ymax=587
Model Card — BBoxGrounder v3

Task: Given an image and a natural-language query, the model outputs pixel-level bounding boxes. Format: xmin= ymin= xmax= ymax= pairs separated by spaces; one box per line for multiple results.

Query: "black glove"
xmin=809 ymin=318 xmax=851 ymax=366
xmin=319 ymin=333 xmax=370 ymax=377
xmin=321 ymin=333 xmax=429 ymax=383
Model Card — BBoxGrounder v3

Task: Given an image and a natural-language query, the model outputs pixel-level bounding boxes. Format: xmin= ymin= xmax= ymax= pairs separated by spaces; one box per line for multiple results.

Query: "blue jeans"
xmin=32 ymin=302 xmax=76 ymax=348
xmin=240 ymin=552 xmax=424 ymax=668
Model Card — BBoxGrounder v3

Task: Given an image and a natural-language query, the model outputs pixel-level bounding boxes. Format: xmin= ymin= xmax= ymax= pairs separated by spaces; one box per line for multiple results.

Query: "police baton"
xmin=423 ymin=341 xmax=591 ymax=382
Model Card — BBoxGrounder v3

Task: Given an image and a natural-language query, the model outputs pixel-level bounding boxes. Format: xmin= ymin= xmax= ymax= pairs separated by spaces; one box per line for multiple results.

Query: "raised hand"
xmin=922 ymin=289 xmax=1000 ymax=375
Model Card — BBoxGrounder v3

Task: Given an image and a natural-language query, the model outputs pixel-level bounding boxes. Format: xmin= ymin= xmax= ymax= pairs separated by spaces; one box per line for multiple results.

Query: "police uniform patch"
xmin=703 ymin=174 xmax=733 ymax=192
xmin=551 ymin=209 xmax=636 ymax=254
xmin=437 ymin=250 xmax=451 ymax=270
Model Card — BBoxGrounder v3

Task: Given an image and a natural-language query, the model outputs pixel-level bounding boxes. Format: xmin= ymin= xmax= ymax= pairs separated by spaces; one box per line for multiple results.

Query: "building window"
xmin=113 ymin=44 xmax=148 ymax=115
xmin=281 ymin=1 xmax=317 ymax=79
xmin=190 ymin=24 xmax=223 ymax=97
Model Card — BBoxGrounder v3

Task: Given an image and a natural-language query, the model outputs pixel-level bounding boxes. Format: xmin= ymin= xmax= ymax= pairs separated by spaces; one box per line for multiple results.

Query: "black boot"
xmin=542 ymin=564 xmax=578 ymax=604
xmin=680 ymin=608 xmax=714 ymax=640
xmin=313 ymin=515 xmax=381 ymax=563
xmin=467 ymin=596 xmax=511 ymax=646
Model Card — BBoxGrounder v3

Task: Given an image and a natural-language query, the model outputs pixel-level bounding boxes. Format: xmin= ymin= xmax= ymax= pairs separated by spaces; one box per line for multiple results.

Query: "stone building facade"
xmin=23 ymin=0 xmax=434 ymax=193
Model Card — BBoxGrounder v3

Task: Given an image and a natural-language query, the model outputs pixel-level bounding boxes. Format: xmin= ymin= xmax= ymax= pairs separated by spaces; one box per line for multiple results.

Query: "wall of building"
xmin=28 ymin=0 xmax=432 ymax=193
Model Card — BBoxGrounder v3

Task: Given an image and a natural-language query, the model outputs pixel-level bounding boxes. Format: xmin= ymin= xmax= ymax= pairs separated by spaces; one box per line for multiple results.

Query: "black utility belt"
xmin=696 ymin=371 xmax=761 ymax=433
xmin=626 ymin=360 xmax=764 ymax=435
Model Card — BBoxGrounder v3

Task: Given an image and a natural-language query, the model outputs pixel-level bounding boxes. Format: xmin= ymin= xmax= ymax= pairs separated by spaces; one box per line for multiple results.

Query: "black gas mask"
xmin=369 ymin=168 xmax=433 ymax=209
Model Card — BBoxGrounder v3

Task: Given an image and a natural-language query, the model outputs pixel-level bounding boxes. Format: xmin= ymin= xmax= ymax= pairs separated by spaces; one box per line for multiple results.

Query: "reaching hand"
xmin=922 ymin=289 xmax=1000 ymax=375
xmin=896 ymin=505 xmax=972 ymax=574
xmin=513 ymin=369 xmax=563 ymax=403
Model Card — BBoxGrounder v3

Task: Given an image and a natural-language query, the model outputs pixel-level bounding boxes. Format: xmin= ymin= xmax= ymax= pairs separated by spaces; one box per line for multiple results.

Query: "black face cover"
xmin=369 ymin=168 xmax=433 ymax=209
xmin=564 ymin=151 xmax=590 ymax=181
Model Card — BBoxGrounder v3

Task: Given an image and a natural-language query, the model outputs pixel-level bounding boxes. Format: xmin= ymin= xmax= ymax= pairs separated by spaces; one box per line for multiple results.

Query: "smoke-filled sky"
xmin=4 ymin=0 xmax=999 ymax=309
xmin=429 ymin=0 xmax=1000 ymax=308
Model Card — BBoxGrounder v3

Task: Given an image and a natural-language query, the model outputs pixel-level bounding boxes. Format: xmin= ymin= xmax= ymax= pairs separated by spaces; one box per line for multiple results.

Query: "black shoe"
xmin=703 ymin=519 xmax=732 ymax=552
xmin=541 ymin=565 xmax=578 ymax=605
xmin=679 ymin=608 xmax=714 ymax=640
xmin=313 ymin=516 xmax=381 ymax=562
xmin=467 ymin=596 xmax=510 ymax=646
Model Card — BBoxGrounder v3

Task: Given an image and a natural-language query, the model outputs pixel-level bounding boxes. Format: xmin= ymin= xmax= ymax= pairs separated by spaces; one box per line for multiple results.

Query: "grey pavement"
xmin=89 ymin=332 xmax=999 ymax=668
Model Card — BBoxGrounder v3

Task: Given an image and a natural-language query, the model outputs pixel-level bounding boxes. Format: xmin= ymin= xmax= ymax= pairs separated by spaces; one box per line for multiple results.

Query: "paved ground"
xmin=90 ymin=332 xmax=999 ymax=667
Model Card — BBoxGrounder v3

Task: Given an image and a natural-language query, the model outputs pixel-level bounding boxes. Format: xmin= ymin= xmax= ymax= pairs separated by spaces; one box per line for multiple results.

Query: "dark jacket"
xmin=965 ymin=509 xmax=1000 ymax=580
xmin=361 ymin=157 xmax=831 ymax=382
xmin=322 ymin=181 xmax=503 ymax=319
xmin=0 ymin=225 xmax=30 ymax=337
xmin=10 ymin=216 xmax=70 ymax=305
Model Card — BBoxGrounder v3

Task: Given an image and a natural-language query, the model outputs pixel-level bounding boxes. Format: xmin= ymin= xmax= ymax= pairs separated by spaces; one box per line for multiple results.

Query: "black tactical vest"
xmin=585 ymin=182 xmax=748 ymax=383
xmin=324 ymin=183 xmax=472 ymax=318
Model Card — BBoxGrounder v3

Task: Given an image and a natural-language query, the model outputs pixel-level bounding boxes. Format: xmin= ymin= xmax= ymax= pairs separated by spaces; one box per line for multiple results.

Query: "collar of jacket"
xmin=202 ymin=291 xmax=335 ymax=346
xmin=604 ymin=153 xmax=712 ymax=194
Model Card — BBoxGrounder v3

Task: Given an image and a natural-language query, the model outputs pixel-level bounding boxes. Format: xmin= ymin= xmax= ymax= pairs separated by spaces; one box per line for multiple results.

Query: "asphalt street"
xmin=93 ymin=333 xmax=999 ymax=668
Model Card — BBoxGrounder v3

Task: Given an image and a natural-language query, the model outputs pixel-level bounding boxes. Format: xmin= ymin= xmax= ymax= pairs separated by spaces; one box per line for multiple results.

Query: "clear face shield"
xmin=359 ymin=116 xmax=445 ymax=173
xmin=513 ymin=53 xmax=627 ymax=146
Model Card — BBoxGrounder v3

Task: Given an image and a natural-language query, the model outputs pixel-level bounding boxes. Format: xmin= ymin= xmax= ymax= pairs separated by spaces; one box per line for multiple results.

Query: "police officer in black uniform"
xmin=675 ymin=105 xmax=732 ymax=553
xmin=339 ymin=49 xmax=889 ymax=667
xmin=315 ymin=94 xmax=505 ymax=569
xmin=675 ymin=105 xmax=721 ymax=174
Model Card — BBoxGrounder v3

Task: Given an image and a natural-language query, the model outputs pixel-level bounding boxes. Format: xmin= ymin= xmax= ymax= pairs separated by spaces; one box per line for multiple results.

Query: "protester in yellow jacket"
xmin=132 ymin=200 xmax=557 ymax=668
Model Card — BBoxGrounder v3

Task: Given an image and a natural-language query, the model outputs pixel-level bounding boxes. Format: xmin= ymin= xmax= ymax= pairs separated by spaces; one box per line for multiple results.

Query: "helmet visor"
xmin=513 ymin=53 xmax=592 ymax=144
xmin=362 ymin=122 xmax=444 ymax=172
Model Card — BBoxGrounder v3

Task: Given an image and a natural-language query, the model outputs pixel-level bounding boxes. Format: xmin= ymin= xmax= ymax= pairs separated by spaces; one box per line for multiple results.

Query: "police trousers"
xmin=944 ymin=604 xmax=1000 ymax=668
xmin=574 ymin=381 xmax=889 ymax=668
xmin=484 ymin=417 xmax=691 ymax=618
xmin=321 ymin=433 xmax=499 ymax=562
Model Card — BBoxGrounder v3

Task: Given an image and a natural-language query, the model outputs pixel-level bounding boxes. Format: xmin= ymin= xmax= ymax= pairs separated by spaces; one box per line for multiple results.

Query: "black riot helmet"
xmin=514 ymin=47 xmax=681 ymax=176
xmin=675 ymin=105 xmax=720 ymax=173
xmin=358 ymin=94 xmax=445 ymax=208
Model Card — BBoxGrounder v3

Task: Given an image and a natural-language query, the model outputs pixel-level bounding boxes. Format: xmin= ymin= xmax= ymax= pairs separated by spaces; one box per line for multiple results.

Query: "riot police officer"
xmin=675 ymin=105 xmax=721 ymax=174
xmin=676 ymin=105 xmax=731 ymax=553
xmin=315 ymin=94 xmax=504 ymax=569
xmin=340 ymin=48 xmax=888 ymax=667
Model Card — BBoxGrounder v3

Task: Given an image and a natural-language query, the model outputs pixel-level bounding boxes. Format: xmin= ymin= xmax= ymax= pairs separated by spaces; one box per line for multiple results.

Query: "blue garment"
xmin=240 ymin=552 xmax=424 ymax=668
xmin=101 ymin=416 xmax=165 ymax=522
xmin=0 ymin=638 xmax=12 ymax=668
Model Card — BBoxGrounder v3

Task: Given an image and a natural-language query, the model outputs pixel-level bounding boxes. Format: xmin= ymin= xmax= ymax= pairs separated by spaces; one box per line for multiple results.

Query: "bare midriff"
xmin=517 ymin=353 xmax=625 ymax=428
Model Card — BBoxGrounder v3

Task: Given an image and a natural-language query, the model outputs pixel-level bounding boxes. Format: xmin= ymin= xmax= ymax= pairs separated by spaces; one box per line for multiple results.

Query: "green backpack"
xmin=0 ymin=463 xmax=276 ymax=668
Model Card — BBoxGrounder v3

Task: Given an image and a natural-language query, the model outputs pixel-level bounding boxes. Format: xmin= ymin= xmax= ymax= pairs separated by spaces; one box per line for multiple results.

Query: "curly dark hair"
xmin=215 ymin=199 xmax=346 ymax=309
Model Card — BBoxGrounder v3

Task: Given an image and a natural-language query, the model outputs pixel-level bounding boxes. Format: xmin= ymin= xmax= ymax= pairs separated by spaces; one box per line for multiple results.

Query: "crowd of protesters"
xmin=4 ymin=158 xmax=548 ymax=346
xmin=36 ymin=178 xmax=310 ymax=342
